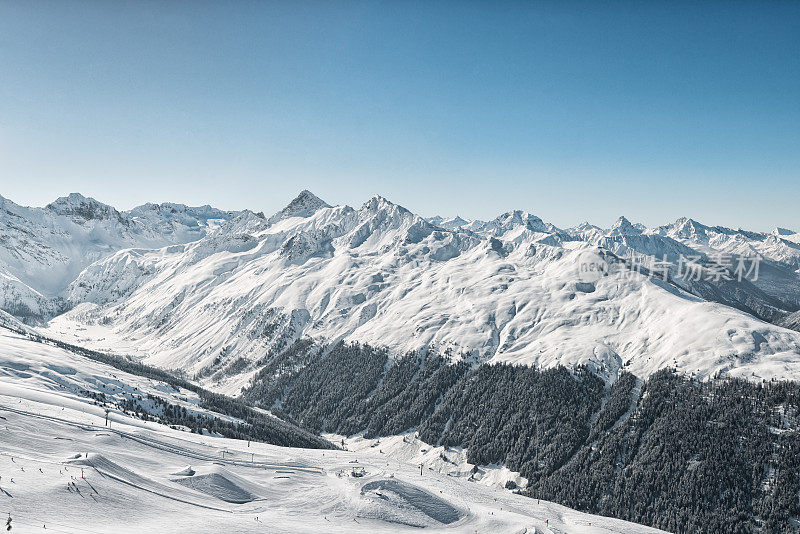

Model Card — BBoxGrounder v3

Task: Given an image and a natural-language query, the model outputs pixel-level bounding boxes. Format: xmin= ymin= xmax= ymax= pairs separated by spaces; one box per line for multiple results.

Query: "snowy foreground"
xmin=0 ymin=329 xmax=665 ymax=533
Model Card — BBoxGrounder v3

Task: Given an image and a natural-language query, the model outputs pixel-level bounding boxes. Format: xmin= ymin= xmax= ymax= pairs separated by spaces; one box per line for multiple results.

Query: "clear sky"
xmin=0 ymin=1 xmax=798 ymax=231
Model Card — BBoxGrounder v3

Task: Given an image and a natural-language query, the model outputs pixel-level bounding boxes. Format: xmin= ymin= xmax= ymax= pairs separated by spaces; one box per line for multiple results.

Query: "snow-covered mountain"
xmin=1 ymin=190 xmax=786 ymax=394
xmin=0 ymin=193 xmax=239 ymax=320
xmin=651 ymin=217 xmax=800 ymax=272
xmin=3 ymin=189 xmax=800 ymax=532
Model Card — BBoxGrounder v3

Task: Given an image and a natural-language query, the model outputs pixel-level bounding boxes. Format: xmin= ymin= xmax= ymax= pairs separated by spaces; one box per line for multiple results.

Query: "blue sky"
xmin=0 ymin=1 xmax=798 ymax=231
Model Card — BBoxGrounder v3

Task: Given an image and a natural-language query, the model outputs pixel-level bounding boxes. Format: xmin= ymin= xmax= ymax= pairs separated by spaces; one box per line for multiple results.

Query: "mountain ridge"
xmin=0 ymin=189 xmax=787 ymax=394
xmin=1 ymin=190 xmax=799 ymax=391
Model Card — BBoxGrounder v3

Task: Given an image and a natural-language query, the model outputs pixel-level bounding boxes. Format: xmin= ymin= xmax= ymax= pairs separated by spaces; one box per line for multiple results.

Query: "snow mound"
xmin=173 ymin=470 xmax=256 ymax=503
xmin=172 ymin=466 xmax=196 ymax=477
xmin=359 ymin=478 xmax=465 ymax=527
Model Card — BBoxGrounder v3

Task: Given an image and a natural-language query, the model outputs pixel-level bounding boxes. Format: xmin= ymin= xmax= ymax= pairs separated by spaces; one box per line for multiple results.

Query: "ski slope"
xmin=0 ymin=327 xmax=665 ymax=533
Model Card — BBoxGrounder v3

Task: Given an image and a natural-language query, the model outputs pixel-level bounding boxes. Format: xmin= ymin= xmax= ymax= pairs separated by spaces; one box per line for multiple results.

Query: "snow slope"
xmin=38 ymin=191 xmax=800 ymax=392
xmin=0 ymin=326 xmax=664 ymax=534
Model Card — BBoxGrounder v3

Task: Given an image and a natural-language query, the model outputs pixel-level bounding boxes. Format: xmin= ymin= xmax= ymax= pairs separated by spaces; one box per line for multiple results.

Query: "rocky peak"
xmin=773 ymin=227 xmax=796 ymax=237
xmin=267 ymin=190 xmax=331 ymax=225
xmin=46 ymin=193 xmax=124 ymax=223
xmin=489 ymin=210 xmax=548 ymax=234
xmin=608 ymin=216 xmax=643 ymax=236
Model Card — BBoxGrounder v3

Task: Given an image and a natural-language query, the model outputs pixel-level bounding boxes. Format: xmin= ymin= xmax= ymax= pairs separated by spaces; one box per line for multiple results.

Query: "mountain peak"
xmin=365 ymin=193 xmax=389 ymax=205
xmin=48 ymin=192 xmax=95 ymax=206
xmin=489 ymin=210 xmax=547 ymax=233
xmin=362 ymin=194 xmax=409 ymax=214
xmin=609 ymin=216 xmax=643 ymax=236
xmin=126 ymin=202 xmax=237 ymax=226
xmin=427 ymin=215 xmax=471 ymax=231
xmin=444 ymin=215 xmax=469 ymax=227
xmin=773 ymin=227 xmax=796 ymax=236
xmin=288 ymin=190 xmax=330 ymax=212
xmin=673 ymin=216 xmax=703 ymax=228
xmin=268 ymin=190 xmax=331 ymax=224
xmin=669 ymin=217 xmax=709 ymax=240
xmin=46 ymin=193 xmax=123 ymax=222
xmin=568 ymin=221 xmax=602 ymax=234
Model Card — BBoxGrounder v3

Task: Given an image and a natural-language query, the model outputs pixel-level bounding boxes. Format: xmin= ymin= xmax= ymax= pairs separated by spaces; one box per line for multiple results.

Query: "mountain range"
xmin=0 ymin=190 xmax=799 ymax=393
xmin=4 ymin=189 xmax=800 ymax=532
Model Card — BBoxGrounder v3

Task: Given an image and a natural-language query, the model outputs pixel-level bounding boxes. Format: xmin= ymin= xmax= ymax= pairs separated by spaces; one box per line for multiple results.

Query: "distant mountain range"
xmin=1 ymin=190 xmax=799 ymax=391
xmin=0 ymin=192 xmax=242 ymax=318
